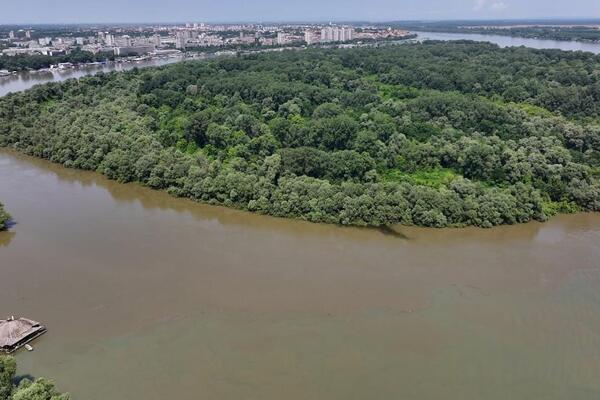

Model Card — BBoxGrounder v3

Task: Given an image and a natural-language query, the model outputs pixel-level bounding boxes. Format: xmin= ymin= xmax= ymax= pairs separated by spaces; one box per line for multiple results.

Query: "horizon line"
xmin=2 ymin=16 xmax=600 ymax=26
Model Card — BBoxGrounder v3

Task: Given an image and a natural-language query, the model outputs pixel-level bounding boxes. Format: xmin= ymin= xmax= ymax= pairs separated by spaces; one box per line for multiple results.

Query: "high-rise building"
xmin=341 ymin=27 xmax=354 ymax=42
xmin=175 ymin=33 xmax=186 ymax=49
xmin=120 ymin=35 xmax=132 ymax=47
xmin=8 ymin=31 xmax=14 ymax=39
xmin=277 ymin=32 xmax=287 ymax=45
xmin=152 ymin=34 xmax=162 ymax=46
xmin=105 ymin=34 xmax=115 ymax=46
xmin=25 ymin=30 xmax=31 ymax=39
xmin=320 ymin=26 xmax=354 ymax=43
xmin=304 ymin=31 xmax=315 ymax=45
xmin=333 ymin=27 xmax=341 ymax=42
xmin=320 ymin=27 xmax=334 ymax=42
xmin=38 ymin=37 xmax=52 ymax=46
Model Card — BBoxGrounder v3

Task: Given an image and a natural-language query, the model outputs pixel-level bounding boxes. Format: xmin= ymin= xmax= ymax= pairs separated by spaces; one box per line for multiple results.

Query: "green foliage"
xmin=542 ymin=199 xmax=582 ymax=217
xmin=0 ymin=203 xmax=10 ymax=231
xmin=2 ymin=43 xmax=600 ymax=228
xmin=381 ymin=168 xmax=459 ymax=189
xmin=0 ymin=356 xmax=69 ymax=400
xmin=0 ymin=49 xmax=116 ymax=71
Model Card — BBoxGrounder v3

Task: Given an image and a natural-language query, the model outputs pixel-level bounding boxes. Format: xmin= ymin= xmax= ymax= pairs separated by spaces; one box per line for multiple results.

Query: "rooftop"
xmin=0 ymin=317 xmax=46 ymax=353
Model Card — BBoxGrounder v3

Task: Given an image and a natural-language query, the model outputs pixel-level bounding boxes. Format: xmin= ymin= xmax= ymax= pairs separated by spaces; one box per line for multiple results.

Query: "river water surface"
xmin=416 ymin=31 xmax=600 ymax=54
xmin=2 ymin=32 xmax=600 ymax=399
xmin=1 ymin=149 xmax=600 ymax=399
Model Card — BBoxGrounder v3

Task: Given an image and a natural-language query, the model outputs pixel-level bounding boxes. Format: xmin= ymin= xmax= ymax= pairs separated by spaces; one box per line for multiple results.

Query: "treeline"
xmin=1 ymin=42 xmax=599 ymax=227
xmin=0 ymin=203 xmax=9 ymax=231
xmin=397 ymin=22 xmax=600 ymax=43
xmin=0 ymin=356 xmax=69 ymax=400
xmin=0 ymin=49 xmax=115 ymax=71
xmin=464 ymin=26 xmax=600 ymax=42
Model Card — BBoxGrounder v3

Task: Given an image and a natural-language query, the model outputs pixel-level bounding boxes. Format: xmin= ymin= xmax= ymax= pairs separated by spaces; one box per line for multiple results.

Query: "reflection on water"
xmin=1 ymin=149 xmax=600 ymax=399
xmin=0 ymin=230 xmax=15 ymax=247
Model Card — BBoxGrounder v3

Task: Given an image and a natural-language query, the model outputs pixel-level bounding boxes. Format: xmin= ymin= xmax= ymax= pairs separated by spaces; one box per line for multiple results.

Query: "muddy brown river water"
xmin=1 ymin=148 xmax=600 ymax=399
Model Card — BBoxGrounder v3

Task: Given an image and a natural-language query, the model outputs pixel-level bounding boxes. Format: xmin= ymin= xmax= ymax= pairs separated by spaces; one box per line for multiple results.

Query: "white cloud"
xmin=474 ymin=0 xmax=509 ymax=11
xmin=491 ymin=1 xmax=508 ymax=10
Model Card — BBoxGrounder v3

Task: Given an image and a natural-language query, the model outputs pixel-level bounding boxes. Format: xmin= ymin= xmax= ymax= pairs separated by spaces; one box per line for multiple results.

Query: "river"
xmin=0 ymin=57 xmax=189 ymax=97
xmin=2 ymin=34 xmax=600 ymax=399
xmin=416 ymin=31 xmax=600 ymax=54
xmin=4 ymin=31 xmax=600 ymax=98
xmin=2 ymin=151 xmax=600 ymax=399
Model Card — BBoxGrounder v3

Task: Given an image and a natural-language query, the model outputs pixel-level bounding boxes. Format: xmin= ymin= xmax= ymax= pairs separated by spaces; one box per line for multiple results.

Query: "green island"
xmin=0 ymin=356 xmax=69 ymax=400
xmin=1 ymin=41 xmax=600 ymax=228
xmin=0 ymin=202 xmax=10 ymax=231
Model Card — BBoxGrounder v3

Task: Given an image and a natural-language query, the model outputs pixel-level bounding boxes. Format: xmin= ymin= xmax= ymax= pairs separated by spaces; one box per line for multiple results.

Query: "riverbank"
xmin=415 ymin=31 xmax=600 ymax=54
xmin=2 ymin=147 xmax=600 ymax=400
xmin=5 ymin=30 xmax=600 ymax=98
xmin=3 ymin=42 xmax=599 ymax=228
xmin=0 ymin=38 xmax=416 ymax=97
xmin=0 ymin=35 xmax=418 ymax=76
xmin=409 ymin=26 xmax=600 ymax=44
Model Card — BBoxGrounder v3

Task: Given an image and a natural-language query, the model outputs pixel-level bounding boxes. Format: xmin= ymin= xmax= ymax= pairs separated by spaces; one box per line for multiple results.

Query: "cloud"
xmin=491 ymin=1 xmax=508 ymax=10
xmin=474 ymin=0 xmax=508 ymax=11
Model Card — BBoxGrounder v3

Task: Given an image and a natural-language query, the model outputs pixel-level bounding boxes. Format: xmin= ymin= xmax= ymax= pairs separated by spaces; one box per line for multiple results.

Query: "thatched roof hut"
xmin=0 ymin=317 xmax=46 ymax=353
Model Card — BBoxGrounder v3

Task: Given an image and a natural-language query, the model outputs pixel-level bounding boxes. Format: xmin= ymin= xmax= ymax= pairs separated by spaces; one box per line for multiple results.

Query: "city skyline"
xmin=2 ymin=0 xmax=600 ymax=24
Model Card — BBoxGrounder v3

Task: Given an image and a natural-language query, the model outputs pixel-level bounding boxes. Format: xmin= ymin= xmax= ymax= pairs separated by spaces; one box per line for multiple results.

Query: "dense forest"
xmin=0 ymin=356 xmax=69 ymax=400
xmin=0 ymin=203 xmax=9 ymax=231
xmin=1 ymin=41 xmax=600 ymax=228
xmin=0 ymin=49 xmax=116 ymax=72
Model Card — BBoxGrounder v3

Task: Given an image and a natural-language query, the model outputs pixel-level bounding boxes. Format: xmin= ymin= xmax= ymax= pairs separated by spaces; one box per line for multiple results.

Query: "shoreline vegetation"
xmin=0 ymin=355 xmax=70 ymax=400
xmin=1 ymin=42 xmax=600 ymax=228
xmin=399 ymin=23 xmax=600 ymax=43
xmin=0 ymin=36 xmax=418 ymax=74
xmin=0 ymin=48 xmax=118 ymax=73
xmin=0 ymin=202 xmax=10 ymax=231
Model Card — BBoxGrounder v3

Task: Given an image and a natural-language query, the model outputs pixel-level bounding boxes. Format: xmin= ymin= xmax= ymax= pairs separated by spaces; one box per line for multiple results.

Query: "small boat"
xmin=24 ymin=344 xmax=33 ymax=351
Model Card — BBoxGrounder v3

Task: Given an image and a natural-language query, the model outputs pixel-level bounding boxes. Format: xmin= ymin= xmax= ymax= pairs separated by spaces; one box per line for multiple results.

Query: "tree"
xmin=0 ymin=356 xmax=69 ymax=400
xmin=0 ymin=203 xmax=10 ymax=231
xmin=2 ymin=42 xmax=600 ymax=228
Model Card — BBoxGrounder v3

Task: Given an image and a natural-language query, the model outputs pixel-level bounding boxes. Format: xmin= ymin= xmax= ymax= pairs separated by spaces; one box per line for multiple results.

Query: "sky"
xmin=1 ymin=0 xmax=600 ymax=24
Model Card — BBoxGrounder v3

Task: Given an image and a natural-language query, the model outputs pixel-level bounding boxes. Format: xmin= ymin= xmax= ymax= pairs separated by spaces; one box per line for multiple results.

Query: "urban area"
xmin=0 ymin=23 xmax=412 ymax=74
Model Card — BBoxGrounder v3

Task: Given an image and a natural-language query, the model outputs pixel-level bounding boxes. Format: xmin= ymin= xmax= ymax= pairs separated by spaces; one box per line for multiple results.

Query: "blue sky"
xmin=2 ymin=0 xmax=600 ymax=24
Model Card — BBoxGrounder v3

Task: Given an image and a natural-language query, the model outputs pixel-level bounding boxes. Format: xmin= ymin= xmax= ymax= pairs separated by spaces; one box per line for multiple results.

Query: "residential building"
xmin=304 ymin=30 xmax=317 ymax=45
xmin=175 ymin=32 xmax=186 ymax=49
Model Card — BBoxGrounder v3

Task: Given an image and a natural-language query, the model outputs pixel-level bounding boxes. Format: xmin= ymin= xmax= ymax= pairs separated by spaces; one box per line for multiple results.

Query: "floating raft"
xmin=0 ymin=317 xmax=47 ymax=354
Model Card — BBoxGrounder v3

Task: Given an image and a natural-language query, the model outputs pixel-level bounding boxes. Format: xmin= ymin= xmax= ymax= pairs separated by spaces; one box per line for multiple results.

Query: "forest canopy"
xmin=0 ymin=356 xmax=69 ymax=400
xmin=1 ymin=41 xmax=600 ymax=228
